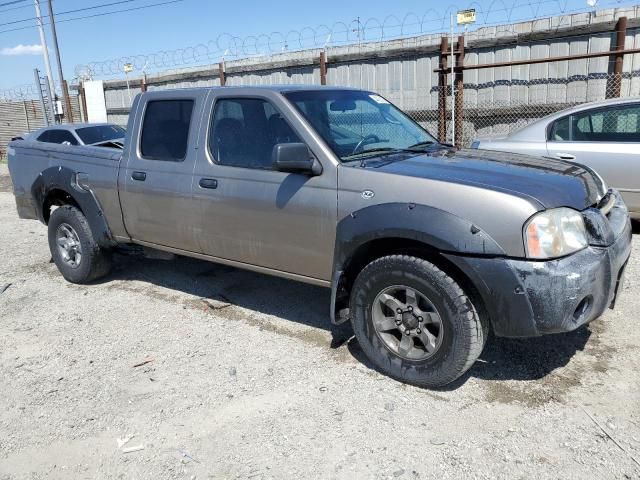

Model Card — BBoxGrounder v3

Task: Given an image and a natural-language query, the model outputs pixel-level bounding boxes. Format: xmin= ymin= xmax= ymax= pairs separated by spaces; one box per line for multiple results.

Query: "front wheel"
xmin=350 ymin=255 xmax=487 ymax=388
xmin=48 ymin=205 xmax=112 ymax=284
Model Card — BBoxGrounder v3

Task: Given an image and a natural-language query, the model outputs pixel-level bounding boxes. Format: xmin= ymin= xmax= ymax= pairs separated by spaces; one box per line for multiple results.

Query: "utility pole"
xmin=47 ymin=0 xmax=72 ymax=121
xmin=33 ymin=0 xmax=55 ymax=100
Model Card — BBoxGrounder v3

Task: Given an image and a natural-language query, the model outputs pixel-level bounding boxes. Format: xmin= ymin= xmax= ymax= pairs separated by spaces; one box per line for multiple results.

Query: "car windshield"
xmin=284 ymin=90 xmax=437 ymax=162
xmin=75 ymin=124 xmax=125 ymax=145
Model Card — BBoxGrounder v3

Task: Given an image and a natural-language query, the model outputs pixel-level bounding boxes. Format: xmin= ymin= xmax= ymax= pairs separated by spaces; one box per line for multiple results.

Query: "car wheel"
xmin=48 ymin=205 xmax=112 ymax=284
xmin=350 ymin=255 xmax=487 ymax=388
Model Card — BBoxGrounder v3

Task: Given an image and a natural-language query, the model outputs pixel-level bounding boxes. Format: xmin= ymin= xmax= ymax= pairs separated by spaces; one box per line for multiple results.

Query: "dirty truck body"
xmin=8 ymin=86 xmax=632 ymax=388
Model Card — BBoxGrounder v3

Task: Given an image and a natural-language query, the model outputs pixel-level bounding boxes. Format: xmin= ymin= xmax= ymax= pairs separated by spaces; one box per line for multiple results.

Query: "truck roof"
xmin=142 ymin=85 xmax=364 ymax=94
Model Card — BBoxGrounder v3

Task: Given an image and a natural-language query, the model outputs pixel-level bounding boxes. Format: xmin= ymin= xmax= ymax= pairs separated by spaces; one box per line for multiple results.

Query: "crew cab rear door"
xmin=119 ymin=90 xmax=206 ymax=251
xmin=192 ymin=90 xmax=337 ymax=282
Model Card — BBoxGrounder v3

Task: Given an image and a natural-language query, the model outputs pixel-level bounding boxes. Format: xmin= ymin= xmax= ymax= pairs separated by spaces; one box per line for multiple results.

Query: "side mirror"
xmin=272 ymin=143 xmax=322 ymax=176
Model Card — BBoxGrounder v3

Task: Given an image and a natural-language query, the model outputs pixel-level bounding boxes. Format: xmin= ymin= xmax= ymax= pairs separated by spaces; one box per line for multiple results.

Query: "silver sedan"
xmin=472 ymin=97 xmax=640 ymax=219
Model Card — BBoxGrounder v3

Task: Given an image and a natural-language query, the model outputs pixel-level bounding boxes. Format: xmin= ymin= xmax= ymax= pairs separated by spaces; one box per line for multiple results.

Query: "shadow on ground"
xmin=100 ymin=252 xmax=352 ymax=343
xmin=100 ymin=250 xmax=595 ymax=389
xmin=347 ymin=326 xmax=592 ymax=390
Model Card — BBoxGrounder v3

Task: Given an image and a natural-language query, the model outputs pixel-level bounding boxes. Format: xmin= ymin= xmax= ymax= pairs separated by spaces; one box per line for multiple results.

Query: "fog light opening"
xmin=573 ymin=296 xmax=593 ymax=322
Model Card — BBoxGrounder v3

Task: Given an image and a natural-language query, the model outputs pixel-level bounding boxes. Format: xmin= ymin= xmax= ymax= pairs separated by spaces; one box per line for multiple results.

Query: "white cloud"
xmin=0 ymin=44 xmax=43 ymax=56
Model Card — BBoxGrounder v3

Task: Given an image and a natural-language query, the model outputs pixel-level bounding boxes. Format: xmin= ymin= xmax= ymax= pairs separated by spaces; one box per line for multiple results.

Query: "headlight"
xmin=524 ymin=208 xmax=588 ymax=259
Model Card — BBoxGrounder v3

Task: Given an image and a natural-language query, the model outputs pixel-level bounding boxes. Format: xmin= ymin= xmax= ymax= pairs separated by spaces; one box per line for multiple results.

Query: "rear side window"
xmin=208 ymin=98 xmax=301 ymax=169
xmin=572 ymin=104 xmax=640 ymax=142
xmin=549 ymin=117 xmax=570 ymax=141
xmin=140 ymin=100 xmax=194 ymax=161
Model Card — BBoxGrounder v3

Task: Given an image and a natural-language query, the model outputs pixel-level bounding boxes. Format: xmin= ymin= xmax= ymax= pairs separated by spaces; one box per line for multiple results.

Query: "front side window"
xmin=208 ymin=98 xmax=301 ymax=169
xmin=76 ymin=124 xmax=125 ymax=145
xmin=140 ymin=100 xmax=194 ymax=161
xmin=284 ymin=90 xmax=436 ymax=162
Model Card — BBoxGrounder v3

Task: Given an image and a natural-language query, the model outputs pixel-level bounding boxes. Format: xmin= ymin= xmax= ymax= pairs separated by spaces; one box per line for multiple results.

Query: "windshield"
xmin=75 ymin=124 xmax=125 ymax=145
xmin=284 ymin=90 xmax=437 ymax=161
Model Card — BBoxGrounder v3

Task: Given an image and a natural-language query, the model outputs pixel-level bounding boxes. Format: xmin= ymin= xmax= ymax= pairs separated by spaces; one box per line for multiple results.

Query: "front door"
xmin=546 ymin=103 xmax=640 ymax=213
xmin=192 ymin=92 xmax=337 ymax=281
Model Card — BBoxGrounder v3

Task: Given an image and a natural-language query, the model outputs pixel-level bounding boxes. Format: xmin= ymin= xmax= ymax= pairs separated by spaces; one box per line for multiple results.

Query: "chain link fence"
xmin=408 ymin=71 xmax=640 ymax=147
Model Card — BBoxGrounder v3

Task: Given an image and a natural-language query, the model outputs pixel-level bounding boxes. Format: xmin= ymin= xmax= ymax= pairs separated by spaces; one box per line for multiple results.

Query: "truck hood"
xmin=359 ymin=147 xmax=605 ymax=210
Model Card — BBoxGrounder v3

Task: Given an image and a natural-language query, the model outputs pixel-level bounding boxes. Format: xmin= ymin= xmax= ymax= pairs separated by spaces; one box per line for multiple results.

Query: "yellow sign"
xmin=457 ymin=9 xmax=476 ymax=25
xmin=123 ymin=63 xmax=134 ymax=73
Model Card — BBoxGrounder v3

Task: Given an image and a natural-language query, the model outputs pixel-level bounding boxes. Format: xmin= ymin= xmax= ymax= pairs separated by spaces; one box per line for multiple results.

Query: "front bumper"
xmin=444 ymin=191 xmax=632 ymax=337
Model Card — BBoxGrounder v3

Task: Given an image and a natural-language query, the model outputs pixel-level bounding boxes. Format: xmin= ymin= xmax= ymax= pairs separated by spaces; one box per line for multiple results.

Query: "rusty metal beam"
xmin=609 ymin=16 xmax=628 ymax=98
xmin=319 ymin=51 xmax=327 ymax=85
xmin=436 ymin=42 xmax=640 ymax=73
xmin=79 ymin=81 xmax=88 ymax=121
xmin=219 ymin=61 xmax=226 ymax=86
xmin=62 ymin=80 xmax=73 ymax=122
xmin=454 ymin=35 xmax=464 ymax=148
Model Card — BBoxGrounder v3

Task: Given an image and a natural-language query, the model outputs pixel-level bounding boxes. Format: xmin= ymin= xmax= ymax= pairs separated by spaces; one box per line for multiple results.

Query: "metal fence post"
xmin=62 ymin=80 xmax=74 ymax=122
xmin=219 ymin=61 xmax=226 ymax=86
xmin=608 ymin=16 xmax=627 ymax=98
xmin=454 ymin=35 xmax=465 ymax=148
xmin=438 ymin=37 xmax=449 ymax=143
xmin=79 ymin=81 xmax=88 ymax=121
xmin=320 ymin=51 xmax=327 ymax=85
xmin=23 ymin=101 xmax=30 ymax=131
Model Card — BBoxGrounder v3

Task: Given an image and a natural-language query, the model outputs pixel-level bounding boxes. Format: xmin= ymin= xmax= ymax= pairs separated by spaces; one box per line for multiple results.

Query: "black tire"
xmin=47 ymin=205 xmax=112 ymax=284
xmin=350 ymin=255 xmax=487 ymax=388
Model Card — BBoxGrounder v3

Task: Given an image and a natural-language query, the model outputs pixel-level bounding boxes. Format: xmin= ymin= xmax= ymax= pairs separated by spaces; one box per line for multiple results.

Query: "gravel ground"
xmin=1 ymin=163 xmax=639 ymax=479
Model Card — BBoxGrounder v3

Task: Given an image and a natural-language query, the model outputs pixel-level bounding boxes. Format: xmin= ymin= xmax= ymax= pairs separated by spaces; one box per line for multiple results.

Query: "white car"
xmin=472 ymin=97 xmax=640 ymax=219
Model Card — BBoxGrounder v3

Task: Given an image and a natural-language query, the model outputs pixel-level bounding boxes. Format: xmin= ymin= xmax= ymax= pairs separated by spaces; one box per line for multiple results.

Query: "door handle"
xmin=555 ymin=153 xmax=576 ymax=160
xmin=199 ymin=178 xmax=218 ymax=189
xmin=131 ymin=171 xmax=146 ymax=181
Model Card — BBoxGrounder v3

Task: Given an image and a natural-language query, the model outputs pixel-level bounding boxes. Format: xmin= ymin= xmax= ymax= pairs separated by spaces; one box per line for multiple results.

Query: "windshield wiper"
xmin=342 ymin=147 xmax=417 ymax=162
xmin=406 ymin=140 xmax=438 ymax=150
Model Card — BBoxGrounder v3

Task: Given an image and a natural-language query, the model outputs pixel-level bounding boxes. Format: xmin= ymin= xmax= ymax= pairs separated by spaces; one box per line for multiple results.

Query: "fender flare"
xmin=329 ymin=202 xmax=506 ymax=324
xmin=32 ymin=166 xmax=116 ymax=248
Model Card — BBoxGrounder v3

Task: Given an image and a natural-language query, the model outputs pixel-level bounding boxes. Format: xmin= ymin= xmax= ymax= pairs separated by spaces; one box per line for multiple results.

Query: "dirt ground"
xmin=1 ymin=163 xmax=639 ymax=479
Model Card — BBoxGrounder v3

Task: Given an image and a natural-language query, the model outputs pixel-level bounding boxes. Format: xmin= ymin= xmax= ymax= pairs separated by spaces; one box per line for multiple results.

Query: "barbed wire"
xmin=0 ymin=0 xmax=632 ymax=101
xmin=72 ymin=0 xmax=623 ymax=79
xmin=0 ymin=80 xmax=62 ymax=103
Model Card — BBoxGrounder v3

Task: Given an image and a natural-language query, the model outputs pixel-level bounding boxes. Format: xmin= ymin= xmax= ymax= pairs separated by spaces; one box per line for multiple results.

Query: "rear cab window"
xmin=140 ymin=100 xmax=194 ymax=161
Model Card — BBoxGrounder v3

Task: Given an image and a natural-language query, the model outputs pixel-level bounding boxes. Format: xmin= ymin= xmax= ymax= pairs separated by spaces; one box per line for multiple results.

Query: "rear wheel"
xmin=48 ymin=205 xmax=112 ymax=284
xmin=350 ymin=255 xmax=487 ymax=388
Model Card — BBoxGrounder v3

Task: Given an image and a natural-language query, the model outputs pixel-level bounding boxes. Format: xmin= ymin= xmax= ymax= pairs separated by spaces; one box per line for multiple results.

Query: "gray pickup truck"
xmin=7 ymin=86 xmax=632 ymax=388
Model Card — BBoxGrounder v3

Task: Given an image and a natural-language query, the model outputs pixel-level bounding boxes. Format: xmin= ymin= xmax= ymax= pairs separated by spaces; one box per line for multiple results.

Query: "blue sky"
xmin=0 ymin=0 xmax=632 ymax=91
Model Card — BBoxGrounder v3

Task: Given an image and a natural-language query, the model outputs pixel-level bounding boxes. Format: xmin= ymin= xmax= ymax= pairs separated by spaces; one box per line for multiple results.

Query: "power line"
xmin=0 ymin=0 xmax=27 ymax=8
xmin=0 ymin=0 xmax=184 ymax=34
xmin=0 ymin=0 xmax=139 ymax=28
xmin=0 ymin=0 xmax=55 ymax=14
